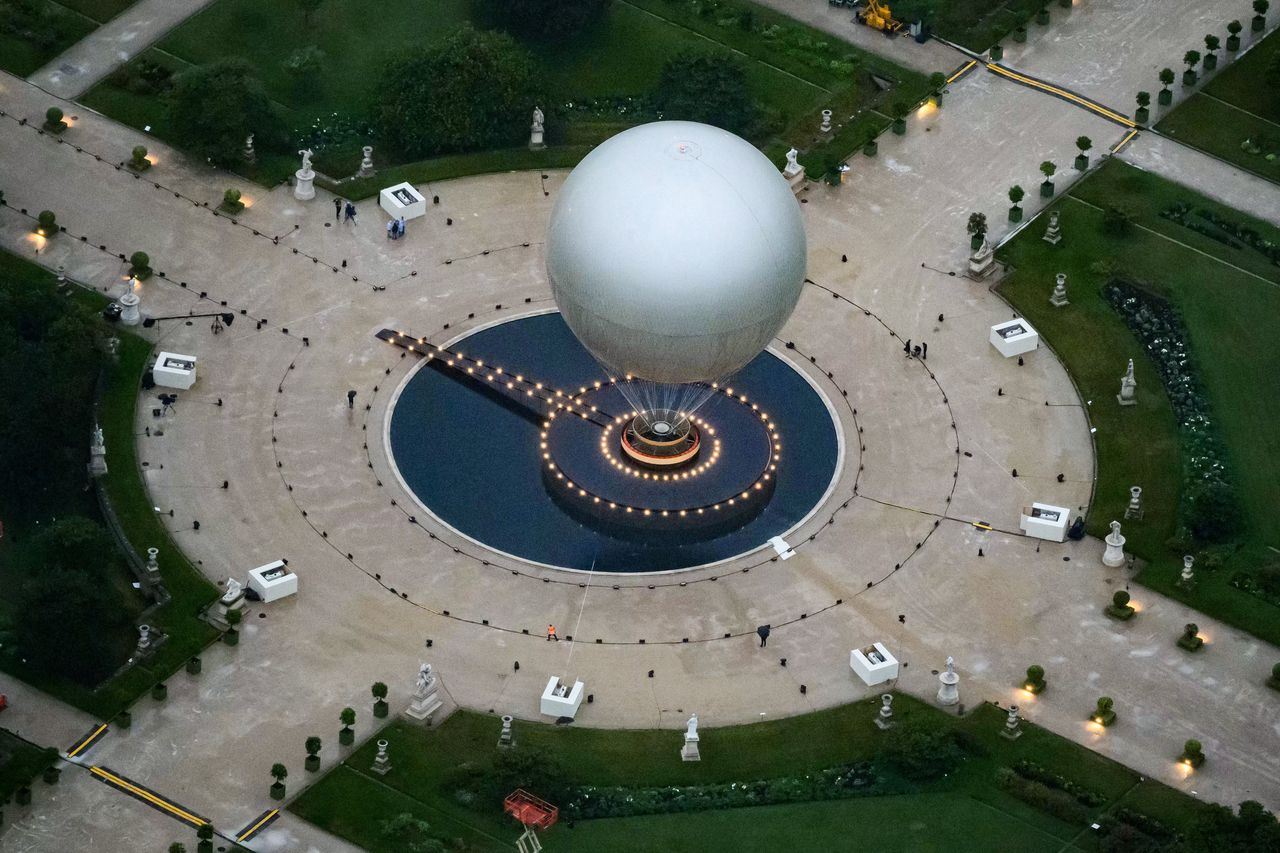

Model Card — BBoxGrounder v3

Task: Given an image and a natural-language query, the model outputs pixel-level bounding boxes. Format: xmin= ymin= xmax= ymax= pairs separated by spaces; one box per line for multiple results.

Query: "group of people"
xmin=903 ymin=338 xmax=928 ymax=360
xmin=386 ymin=216 xmax=408 ymax=240
xmin=334 ymin=197 xmax=357 ymax=223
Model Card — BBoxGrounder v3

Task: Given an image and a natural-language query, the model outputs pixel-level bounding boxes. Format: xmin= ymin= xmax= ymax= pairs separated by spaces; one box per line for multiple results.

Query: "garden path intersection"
xmin=1 ymin=2 xmax=1280 ymax=850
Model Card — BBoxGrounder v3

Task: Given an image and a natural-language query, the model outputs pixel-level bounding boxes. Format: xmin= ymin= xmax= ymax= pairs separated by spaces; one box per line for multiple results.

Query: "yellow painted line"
xmin=238 ymin=809 xmax=279 ymax=842
xmin=1111 ymin=127 xmax=1140 ymax=153
xmin=972 ymin=522 xmax=993 ymax=531
xmin=946 ymin=60 xmax=977 ymax=85
xmin=67 ymin=723 xmax=108 ymax=758
xmin=90 ymin=766 xmax=208 ymax=827
xmin=986 ymin=63 xmax=1136 ymax=128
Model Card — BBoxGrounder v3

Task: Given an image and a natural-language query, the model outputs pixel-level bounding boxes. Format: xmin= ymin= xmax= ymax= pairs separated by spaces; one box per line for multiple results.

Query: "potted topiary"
xmin=372 ymin=682 xmax=389 ymax=718
xmin=1227 ymin=19 xmax=1243 ymax=51
xmin=128 ymin=146 xmax=150 ymax=172
xmin=186 ymin=656 xmax=202 ymax=675
xmin=1135 ymin=91 xmax=1151 ymax=124
xmin=43 ymin=107 xmax=67 ymax=133
xmin=116 ymin=710 xmax=132 ymax=729
xmin=863 ymin=134 xmax=878 ymax=157
xmin=36 ymin=210 xmax=57 ymax=238
xmin=223 ymin=607 xmax=242 ymax=645
xmin=42 ymin=766 xmax=60 ymax=785
xmin=1180 ymin=739 xmax=1205 ymax=768
xmin=339 ymin=707 xmax=356 ymax=745
xmin=1023 ymin=664 xmax=1047 ymax=694
xmin=1039 ymin=160 xmax=1056 ymax=197
xmin=891 ymin=100 xmax=908 ymax=135
xmin=990 ymin=43 xmax=1003 ymax=61
xmin=1182 ymin=50 xmax=1201 ymax=86
xmin=1074 ymin=136 xmax=1092 ymax=170
xmin=15 ymin=786 xmax=31 ymax=806
xmin=1268 ymin=661 xmax=1280 ymax=690
xmin=269 ymin=763 xmax=288 ymax=800
xmin=1036 ymin=6 xmax=1050 ymax=25
xmin=967 ymin=212 xmax=988 ymax=252
xmin=1204 ymin=34 xmax=1220 ymax=70
xmin=1253 ymin=0 xmax=1268 ymax=32
xmin=1008 ymin=184 xmax=1025 ymax=222
xmin=197 ymin=824 xmax=214 ymax=853
xmin=1177 ymin=622 xmax=1204 ymax=651
xmin=1105 ymin=589 xmax=1136 ymax=620
xmin=1158 ymin=68 xmax=1175 ymax=104
xmin=128 ymin=251 xmax=152 ymax=280
xmin=1013 ymin=25 xmax=1027 ymax=43
xmin=305 ymin=736 xmax=322 ymax=772
xmin=928 ymin=71 xmax=946 ymax=107
xmin=152 ymin=682 xmax=167 ymax=701
xmin=220 ymin=188 xmax=244 ymax=214
xmin=1092 ymin=696 xmax=1116 ymax=726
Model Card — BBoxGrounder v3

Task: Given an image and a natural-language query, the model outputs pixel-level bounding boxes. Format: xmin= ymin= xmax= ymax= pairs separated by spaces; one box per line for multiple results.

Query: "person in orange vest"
xmin=547 ymin=624 xmax=558 ymax=641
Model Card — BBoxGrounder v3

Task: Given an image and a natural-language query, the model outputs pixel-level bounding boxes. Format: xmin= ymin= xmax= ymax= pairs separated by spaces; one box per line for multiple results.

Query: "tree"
xmin=269 ymin=763 xmax=288 ymax=799
xmin=1184 ymin=50 xmax=1201 ymax=70
xmin=1204 ymin=33 xmax=1220 ymax=53
xmin=196 ymin=824 xmax=214 ymax=853
xmin=280 ymin=45 xmax=325 ymax=94
xmin=967 ymin=212 xmax=987 ymax=250
xmin=1136 ymin=91 xmax=1151 ymax=108
xmin=305 ymin=735 xmax=322 ymax=771
xmin=1008 ymin=184 xmax=1026 ymax=222
xmin=376 ymin=26 xmax=537 ymax=159
xmin=485 ymin=0 xmax=610 ymax=41
xmin=653 ymin=52 xmax=759 ymax=138
xmin=29 ymin=517 xmax=116 ymax=578
xmin=169 ymin=844 xmax=187 ymax=853
xmin=296 ymin=0 xmax=324 ymax=26
xmin=372 ymin=681 xmax=389 ymax=717
xmin=14 ymin=567 xmax=126 ymax=681
xmin=1076 ymin=136 xmax=1092 ymax=154
xmin=1040 ymin=160 xmax=1056 ymax=180
xmin=380 ymin=812 xmax=446 ymax=853
xmin=339 ymin=706 xmax=356 ymax=743
xmin=166 ymin=59 xmax=281 ymax=167
xmin=1135 ymin=91 xmax=1151 ymax=123
xmin=1159 ymin=67 xmax=1174 ymax=90
xmin=1228 ymin=18 xmax=1244 ymax=51
xmin=1102 ymin=205 xmax=1133 ymax=237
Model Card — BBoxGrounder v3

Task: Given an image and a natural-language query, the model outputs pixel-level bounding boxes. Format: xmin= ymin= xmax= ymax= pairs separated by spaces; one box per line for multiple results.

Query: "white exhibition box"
xmin=247 ymin=559 xmax=298 ymax=603
xmin=540 ymin=676 xmax=585 ymax=719
xmin=850 ymin=642 xmax=899 ymax=686
xmin=1019 ymin=503 xmax=1070 ymax=542
xmin=378 ymin=182 xmax=427 ymax=221
xmin=989 ymin=318 xmax=1040 ymax=358
xmin=153 ymin=352 xmax=197 ymax=390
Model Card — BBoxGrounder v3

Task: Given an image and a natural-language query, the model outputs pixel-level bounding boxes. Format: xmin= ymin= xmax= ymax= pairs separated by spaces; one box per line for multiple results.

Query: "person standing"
xmin=333 ymin=197 xmax=342 ymax=222
xmin=547 ymin=624 xmax=559 ymax=641
xmin=922 ymin=341 xmax=928 ymax=360
xmin=903 ymin=338 xmax=912 ymax=357
xmin=347 ymin=389 xmax=356 ymax=409
xmin=398 ymin=216 xmax=406 ymax=239
xmin=344 ymin=202 xmax=357 ymax=224
xmin=386 ymin=220 xmax=396 ymax=240
xmin=756 ymin=624 xmax=770 ymax=647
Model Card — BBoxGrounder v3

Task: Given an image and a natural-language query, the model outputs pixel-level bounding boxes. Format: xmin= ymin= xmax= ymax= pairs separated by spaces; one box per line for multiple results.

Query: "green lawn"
xmin=291 ymin=698 xmax=1197 ymax=853
xmin=891 ymin=0 xmax=1046 ymax=52
xmin=0 ymin=0 xmax=96 ymax=76
xmin=1156 ymin=29 xmax=1280 ymax=184
xmin=997 ymin=159 xmax=1280 ymax=645
xmin=54 ymin=0 xmax=138 ymax=22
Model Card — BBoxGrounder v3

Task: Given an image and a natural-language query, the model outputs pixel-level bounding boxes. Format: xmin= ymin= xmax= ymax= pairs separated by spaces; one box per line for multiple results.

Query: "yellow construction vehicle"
xmin=855 ymin=0 xmax=904 ymax=35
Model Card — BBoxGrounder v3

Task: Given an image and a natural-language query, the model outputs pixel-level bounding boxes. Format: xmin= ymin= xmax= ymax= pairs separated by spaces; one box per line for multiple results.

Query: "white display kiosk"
xmin=153 ymin=352 xmax=197 ymax=390
xmin=989 ymin=319 xmax=1040 ymax=358
xmin=378 ymin=182 xmax=427 ymax=221
xmin=540 ymin=676 xmax=585 ymax=719
xmin=247 ymin=559 xmax=298 ymax=602
xmin=1019 ymin=503 xmax=1070 ymax=542
xmin=850 ymin=642 xmax=899 ymax=686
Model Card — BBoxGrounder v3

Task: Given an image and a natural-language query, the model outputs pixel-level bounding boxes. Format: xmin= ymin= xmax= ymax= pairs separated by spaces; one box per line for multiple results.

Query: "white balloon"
xmin=547 ymin=121 xmax=807 ymax=385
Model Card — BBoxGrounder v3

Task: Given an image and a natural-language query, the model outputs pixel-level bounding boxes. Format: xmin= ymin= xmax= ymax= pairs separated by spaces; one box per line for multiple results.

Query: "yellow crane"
xmin=856 ymin=0 xmax=904 ymax=34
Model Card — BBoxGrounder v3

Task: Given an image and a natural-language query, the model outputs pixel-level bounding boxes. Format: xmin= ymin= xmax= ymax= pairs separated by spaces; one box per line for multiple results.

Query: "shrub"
xmin=305 ymin=736 xmax=322 ymax=771
xmin=1186 ymin=480 xmax=1238 ymax=543
xmin=44 ymin=106 xmax=66 ymax=132
xmin=128 ymin=251 xmax=151 ymax=279
xmin=1024 ymin=664 xmax=1046 ymax=693
xmin=221 ymin=188 xmax=244 ymax=214
xmin=339 ymin=707 xmax=356 ymax=743
xmin=167 ymin=59 xmax=282 ymax=168
xmin=654 ymin=52 xmax=759 ymax=138
xmin=36 ymin=210 xmax=57 ymax=235
xmin=372 ymin=682 xmax=389 ymax=717
xmin=379 ymin=812 xmax=450 ymax=853
xmin=129 ymin=145 xmax=150 ymax=171
xmin=152 ymin=682 xmax=167 ymax=701
xmin=967 ymin=212 xmax=988 ymax=249
xmin=41 ymin=766 xmax=59 ymax=785
xmin=883 ymin=723 xmax=964 ymax=781
xmin=1112 ymin=590 xmax=1129 ymax=608
xmin=995 ymin=767 xmax=1090 ymax=823
xmin=1093 ymin=696 xmax=1116 ymax=725
xmin=1102 ymin=205 xmax=1133 ymax=237
xmin=1178 ymin=622 xmax=1204 ymax=651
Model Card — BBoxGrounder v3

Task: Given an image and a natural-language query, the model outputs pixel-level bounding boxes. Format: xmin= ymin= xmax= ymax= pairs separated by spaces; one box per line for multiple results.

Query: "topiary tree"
xmin=167 ymin=59 xmax=283 ymax=168
xmin=1158 ymin=67 xmax=1175 ymax=104
xmin=1135 ymin=91 xmax=1151 ymax=123
xmin=223 ymin=606 xmax=242 ymax=645
xmin=1113 ymin=590 xmax=1129 ymax=607
xmin=169 ymin=844 xmax=187 ymax=853
xmin=654 ymin=52 xmax=759 ymax=138
xmin=43 ymin=106 xmax=66 ymax=133
xmin=129 ymin=145 xmax=150 ymax=171
xmin=928 ymin=71 xmax=946 ymax=106
xmin=1074 ymin=136 xmax=1092 ymax=170
xmin=1183 ymin=50 xmax=1202 ymax=85
xmin=1105 ymin=589 xmax=1135 ymax=620
xmin=967 ymin=212 xmax=988 ymax=251
xmin=1093 ymin=695 xmax=1116 ymax=726
xmin=1254 ymin=0 xmax=1269 ymax=32
xmin=891 ymin=99 xmax=909 ymax=135
xmin=196 ymin=824 xmax=214 ymax=853
xmin=269 ymin=763 xmax=288 ymax=800
xmin=1227 ymin=19 xmax=1243 ymax=51
xmin=128 ymin=251 xmax=151 ymax=279
xmin=1178 ymin=621 xmax=1205 ymax=651
xmin=1204 ymin=34 xmax=1221 ymax=69
xmin=1269 ymin=661 xmax=1280 ymax=689
xmin=1024 ymin=664 xmax=1046 ymax=693
xmin=305 ymin=736 xmax=322 ymax=772
xmin=36 ymin=210 xmax=56 ymax=236
xmin=1039 ymin=160 xmax=1056 ymax=197
xmin=1008 ymin=184 xmax=1026 ymax=222
xmin=372 ymin=682 xmax=389 ymax=718
xmin=339 ymin=707 xmax=356 ymax=745
xmin=152 ymin=681 xmax=167 ymax=701
xmin=1181 ymin=738 xmax=1205 ymax=767
xmin=376 ymin=26 xmax=537 ymax=160
xmin=221 ymin=188 xmax=244 ymax=214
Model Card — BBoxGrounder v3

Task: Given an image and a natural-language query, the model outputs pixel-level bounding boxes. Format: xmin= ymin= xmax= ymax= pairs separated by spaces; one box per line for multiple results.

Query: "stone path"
xmin=0 ymin=0 xmax=1279 ymax=849
xmin=27 ymin=0 xmax=217 ymax=100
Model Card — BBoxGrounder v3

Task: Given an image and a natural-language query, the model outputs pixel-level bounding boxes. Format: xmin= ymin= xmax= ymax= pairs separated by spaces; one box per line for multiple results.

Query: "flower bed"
xmin=1160 ymin=202 xmax=1280 ymax=265
xmin=1011 ymin=760 xmax=1106 ymax=807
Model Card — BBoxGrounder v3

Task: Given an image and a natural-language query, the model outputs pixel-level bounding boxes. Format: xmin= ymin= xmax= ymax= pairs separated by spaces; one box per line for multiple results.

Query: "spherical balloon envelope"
xmin=547 ymin=121 xmax=807 ymax=402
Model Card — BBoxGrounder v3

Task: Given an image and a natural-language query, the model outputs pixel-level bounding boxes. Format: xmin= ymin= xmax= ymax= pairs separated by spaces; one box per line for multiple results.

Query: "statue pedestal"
xmin=405 ymin=684 xmax=443 ymax=724
xmin=529 ymin=128 xmax=546 ymax=151
xmin=783 ymin=164 xmax=806 ymax=193
xmin=1102 ymin=532 xmax=1127 ymax=567
xmin=937 ymin=671 xmax=959 ymax=706
xmin=294 ymin=168 xmax=316 ymax=201
xmin=681 ymin=734 xmax=700 ymax=762
xmin=1117 ymin=390 xmax=1137 ymax=407
xmin=967 ymin=242 xmax=995 ymax=279
xmin=89 ymin=448 xmax=108 ymax=477
xmin=119 ymin=292 xmax=141 ymax=326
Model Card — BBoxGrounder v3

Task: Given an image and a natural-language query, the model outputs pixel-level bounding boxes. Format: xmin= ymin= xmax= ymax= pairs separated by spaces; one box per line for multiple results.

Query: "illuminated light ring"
xmin=620 ymin=419 xmax=700 ymax=467
xmin=599 ymin=420 xmax=722 ymax=480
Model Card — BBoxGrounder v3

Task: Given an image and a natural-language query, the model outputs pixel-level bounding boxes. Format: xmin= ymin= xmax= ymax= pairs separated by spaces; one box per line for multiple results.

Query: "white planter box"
xmin=153 ymin=352 xmax=197 ymax=390
xmin=379 ymin=182 xmax=427 ymax=221
xmin=850 ymin=642 xmax=899 ymax=686
xmin=540 ymin=676 xmax=585 ymax=719
xmin=1019 ymin=503 xmax=1070 ymax=542
xmin=989 ymin=319 xmax=1039 ymax=357
xmin=247 ymin=559 xmax=297 ymax=602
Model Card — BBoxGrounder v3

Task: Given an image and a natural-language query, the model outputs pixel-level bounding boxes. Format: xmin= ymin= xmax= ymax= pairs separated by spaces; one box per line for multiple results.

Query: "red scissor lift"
xmin=504 ymin=789 xmax=559 ymax=830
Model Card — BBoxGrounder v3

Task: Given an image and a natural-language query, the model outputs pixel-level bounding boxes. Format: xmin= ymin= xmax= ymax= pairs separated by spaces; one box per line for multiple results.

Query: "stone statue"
xmin=945 ymin=656 xmax=955 ymax=676
xmin=298 ymin=148 xmax=314 ymax=174
xmin=92 ymin=424 xmax=105 ymax=451
xmin=359 ymin=145 xmax=374 ymax=176
xmin=685 ymin=713 xmax=698 ymax=739
xmin=532 ymin=106 xmax=544 ymax=133
xmin=416 ymin=662 xmax=435 ymax=693
xmin=1102 ymin=520 xmax=1126 ymax=567
xmin=784 ymin=148 xmax=800 ymax=173
xmin=221 ymin=577 xmax=243 ymax=603
xmin=529 ymin=107 xmax=546 ymax=150
xmin=1117 ymin=358 xmax=1137 ymax=406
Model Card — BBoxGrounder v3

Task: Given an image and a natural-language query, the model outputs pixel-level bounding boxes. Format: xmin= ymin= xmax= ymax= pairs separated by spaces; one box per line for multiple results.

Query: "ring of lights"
xmin=620 ymin=410 xmax=700 ymax=467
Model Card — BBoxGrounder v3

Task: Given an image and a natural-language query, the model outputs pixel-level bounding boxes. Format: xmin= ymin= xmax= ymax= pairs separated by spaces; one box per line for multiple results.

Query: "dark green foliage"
xmin=452 ymin=747 xmax=569 ymax=811
xmin=653 ymin=51 xmax=759 ymax=138
xmin=882 ymin=722 xmax=964 ymax=781
xmin=27 ymin=517 xmax=116 ymax=579
xmin=36 ymin=210 xmax=56 ymax=233
xmin=379 ymin=812 xmax=446 ymax=853
xmin=994 ymin=767 xmax=1089 ymax=824
xmin=1102 ymin=204 xmax=1133 ymax=237
xmin=1187 ymin=480 xmax=1239 ymax=543
xmin=376 ymin=27 xmax=537 ymax=159
xmin=482 ymin=0 xmax=609 ymax=41
xmin=166 ymin=59 xmax=282 ymax=167
xmin=1189 ymin=800 xmax=1280 ymax=851
xmin=1112 ymin=590 xmax=1130 ymax=608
